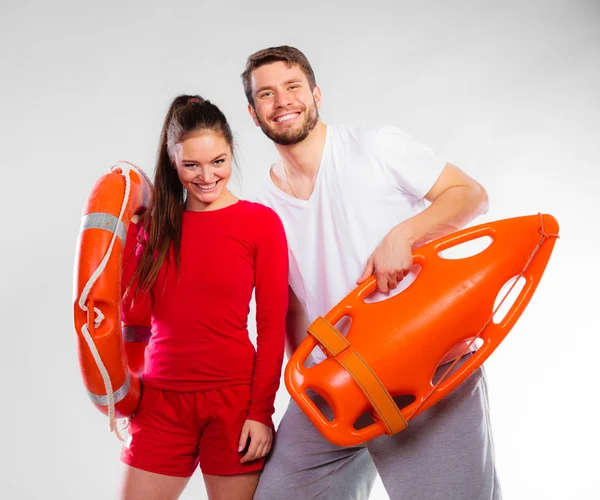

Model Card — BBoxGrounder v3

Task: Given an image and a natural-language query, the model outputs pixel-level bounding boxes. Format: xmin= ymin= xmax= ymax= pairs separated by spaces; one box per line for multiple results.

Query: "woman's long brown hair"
xmin=128 ymin=94 xmax=234 ymax=300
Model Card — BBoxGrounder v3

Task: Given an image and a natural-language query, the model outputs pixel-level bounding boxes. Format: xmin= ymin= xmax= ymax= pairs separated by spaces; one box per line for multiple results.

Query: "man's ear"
xmin=313 ymin=86 xmax=323 ymax=111
xmin=248 ymin=104 xmax=260 ymax=126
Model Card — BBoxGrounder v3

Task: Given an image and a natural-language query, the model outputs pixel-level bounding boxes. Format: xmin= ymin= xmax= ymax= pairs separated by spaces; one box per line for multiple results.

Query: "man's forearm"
xmin=392 ymin=184 xmax=489 ymax=247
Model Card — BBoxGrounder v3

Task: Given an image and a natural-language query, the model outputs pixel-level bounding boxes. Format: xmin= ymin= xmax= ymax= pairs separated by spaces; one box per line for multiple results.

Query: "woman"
xmin=119 ymin=95 xmax=288 ymax=500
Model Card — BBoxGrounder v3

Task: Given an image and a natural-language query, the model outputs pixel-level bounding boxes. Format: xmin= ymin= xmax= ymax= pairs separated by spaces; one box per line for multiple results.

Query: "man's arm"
xmin=394 ymin=162 xmax=488 ymax=247
xmin=285 ymin=285 xmax=311 ymax=359
xmin=358 ymin=162 xmax=488 ymax=292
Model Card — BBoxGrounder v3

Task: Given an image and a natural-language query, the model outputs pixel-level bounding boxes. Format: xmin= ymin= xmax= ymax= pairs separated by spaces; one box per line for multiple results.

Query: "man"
xmin=242 ymin=45 xmax=501 ymax=500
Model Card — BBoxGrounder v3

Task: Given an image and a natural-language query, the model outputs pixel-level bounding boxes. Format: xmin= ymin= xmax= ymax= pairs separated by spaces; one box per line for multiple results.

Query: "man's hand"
xmin=357 ymin=228 xmax=413 ymax=293
xmin=238 ymin=419 xmax=273 ymax=463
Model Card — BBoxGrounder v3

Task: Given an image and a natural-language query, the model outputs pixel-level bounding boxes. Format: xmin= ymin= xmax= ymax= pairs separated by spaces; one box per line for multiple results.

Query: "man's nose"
xmin=274 ymin=91 xmax=292 ymax=108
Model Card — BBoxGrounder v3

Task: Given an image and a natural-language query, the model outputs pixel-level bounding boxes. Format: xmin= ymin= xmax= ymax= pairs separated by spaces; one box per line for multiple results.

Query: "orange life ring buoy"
xmin=285 ymin=213 xmax=559 ymax=446
xmin=73 ymin=162 xmax=152 ymax=432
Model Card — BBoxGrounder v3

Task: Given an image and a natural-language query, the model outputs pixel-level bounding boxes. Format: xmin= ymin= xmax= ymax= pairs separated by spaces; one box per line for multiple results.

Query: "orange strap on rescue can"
xmin=73 ymin=162 xmax=152 ymax=436
xmin=285 ymin=213 xmax=559 ymax=446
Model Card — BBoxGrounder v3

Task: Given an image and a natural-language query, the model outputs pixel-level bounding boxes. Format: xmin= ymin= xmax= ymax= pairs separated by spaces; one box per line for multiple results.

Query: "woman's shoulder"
xmin=238 ymin=199 xmax=280 ymax=221
xmin=237 ymin=200 xmax=285 ymax=239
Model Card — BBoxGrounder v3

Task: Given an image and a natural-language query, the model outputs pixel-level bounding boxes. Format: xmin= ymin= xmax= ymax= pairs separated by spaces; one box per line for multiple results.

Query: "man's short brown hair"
xmin=241 ymin=45 xmax=317 ymax=106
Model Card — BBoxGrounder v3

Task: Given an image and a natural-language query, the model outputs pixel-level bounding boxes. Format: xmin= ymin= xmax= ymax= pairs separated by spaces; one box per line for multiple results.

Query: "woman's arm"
xmin=247 ymin=208 xmax=289 ymax=426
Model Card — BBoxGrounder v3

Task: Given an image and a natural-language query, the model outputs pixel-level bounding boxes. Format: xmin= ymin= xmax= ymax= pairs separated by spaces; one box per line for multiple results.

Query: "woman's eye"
xmin=214 ymin=159 xmax=225 ymax=165
xmin=184 ymin=163 xmax=196 ymax=169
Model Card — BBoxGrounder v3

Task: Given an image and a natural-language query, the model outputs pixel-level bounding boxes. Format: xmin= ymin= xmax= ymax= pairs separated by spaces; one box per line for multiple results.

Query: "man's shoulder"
xmin=329 ymin=124 xmax=393 ymax=155
xmin=332 ymin=123 xmax=409 ymax=142
xmin=330 ymin=123 xmax=378 ymax=138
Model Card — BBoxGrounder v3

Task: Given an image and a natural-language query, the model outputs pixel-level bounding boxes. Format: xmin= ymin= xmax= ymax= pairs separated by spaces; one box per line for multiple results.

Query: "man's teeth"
xmin=276 ymin=113 xmax=298 ymax=122
xmin=196 ymin=182 xmax=217 ymax=191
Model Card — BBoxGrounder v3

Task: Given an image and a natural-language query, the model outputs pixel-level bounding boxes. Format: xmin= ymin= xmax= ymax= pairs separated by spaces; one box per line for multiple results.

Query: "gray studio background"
xmin=2 ymin=1 xmax=598 ymax=499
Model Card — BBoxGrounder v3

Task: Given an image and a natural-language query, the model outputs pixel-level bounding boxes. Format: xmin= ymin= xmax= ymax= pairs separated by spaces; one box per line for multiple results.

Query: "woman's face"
xmin=174 ymin=131 xmax=233 ymax=211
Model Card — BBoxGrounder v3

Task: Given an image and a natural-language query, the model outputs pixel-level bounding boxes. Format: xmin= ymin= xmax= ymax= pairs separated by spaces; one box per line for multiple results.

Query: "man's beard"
xmin=256 ymin=102 xmax=319 ymax=146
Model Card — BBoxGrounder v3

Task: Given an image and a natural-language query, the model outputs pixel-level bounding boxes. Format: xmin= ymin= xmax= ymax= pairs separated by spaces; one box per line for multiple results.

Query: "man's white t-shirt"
xmin=252 ymin=124 xmax=447 ymax=364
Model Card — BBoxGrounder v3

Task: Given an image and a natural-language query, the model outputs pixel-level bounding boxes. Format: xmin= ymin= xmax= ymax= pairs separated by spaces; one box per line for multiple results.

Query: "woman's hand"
xmin=238 ymin=419 xmax=273 ymax=463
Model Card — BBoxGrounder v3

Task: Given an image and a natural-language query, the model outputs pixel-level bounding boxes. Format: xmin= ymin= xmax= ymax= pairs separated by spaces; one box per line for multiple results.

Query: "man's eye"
xmin=260 ymin=91 xmax=272 ymax=98
xmin=289 ymin=85 xmax=298 ymax=90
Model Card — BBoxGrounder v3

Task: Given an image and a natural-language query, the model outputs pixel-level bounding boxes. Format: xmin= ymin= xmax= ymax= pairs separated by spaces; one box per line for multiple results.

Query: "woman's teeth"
xmin=196 ymin=181 xmax=217 ymax=191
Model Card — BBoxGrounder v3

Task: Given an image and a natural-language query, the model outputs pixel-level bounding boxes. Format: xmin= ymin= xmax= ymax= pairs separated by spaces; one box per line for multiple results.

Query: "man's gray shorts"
xmin=255 ymin=359 xmax=501 ymax=500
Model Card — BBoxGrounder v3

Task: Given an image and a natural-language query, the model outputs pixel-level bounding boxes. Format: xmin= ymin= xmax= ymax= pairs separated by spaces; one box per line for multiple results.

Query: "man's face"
xmin=248 ymin=61 xmax=321 ymax=145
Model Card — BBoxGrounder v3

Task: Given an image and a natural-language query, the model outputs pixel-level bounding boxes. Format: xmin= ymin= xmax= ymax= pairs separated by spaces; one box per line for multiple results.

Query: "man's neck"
xmin=275 ymin=120 xmax=327 ymax=179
